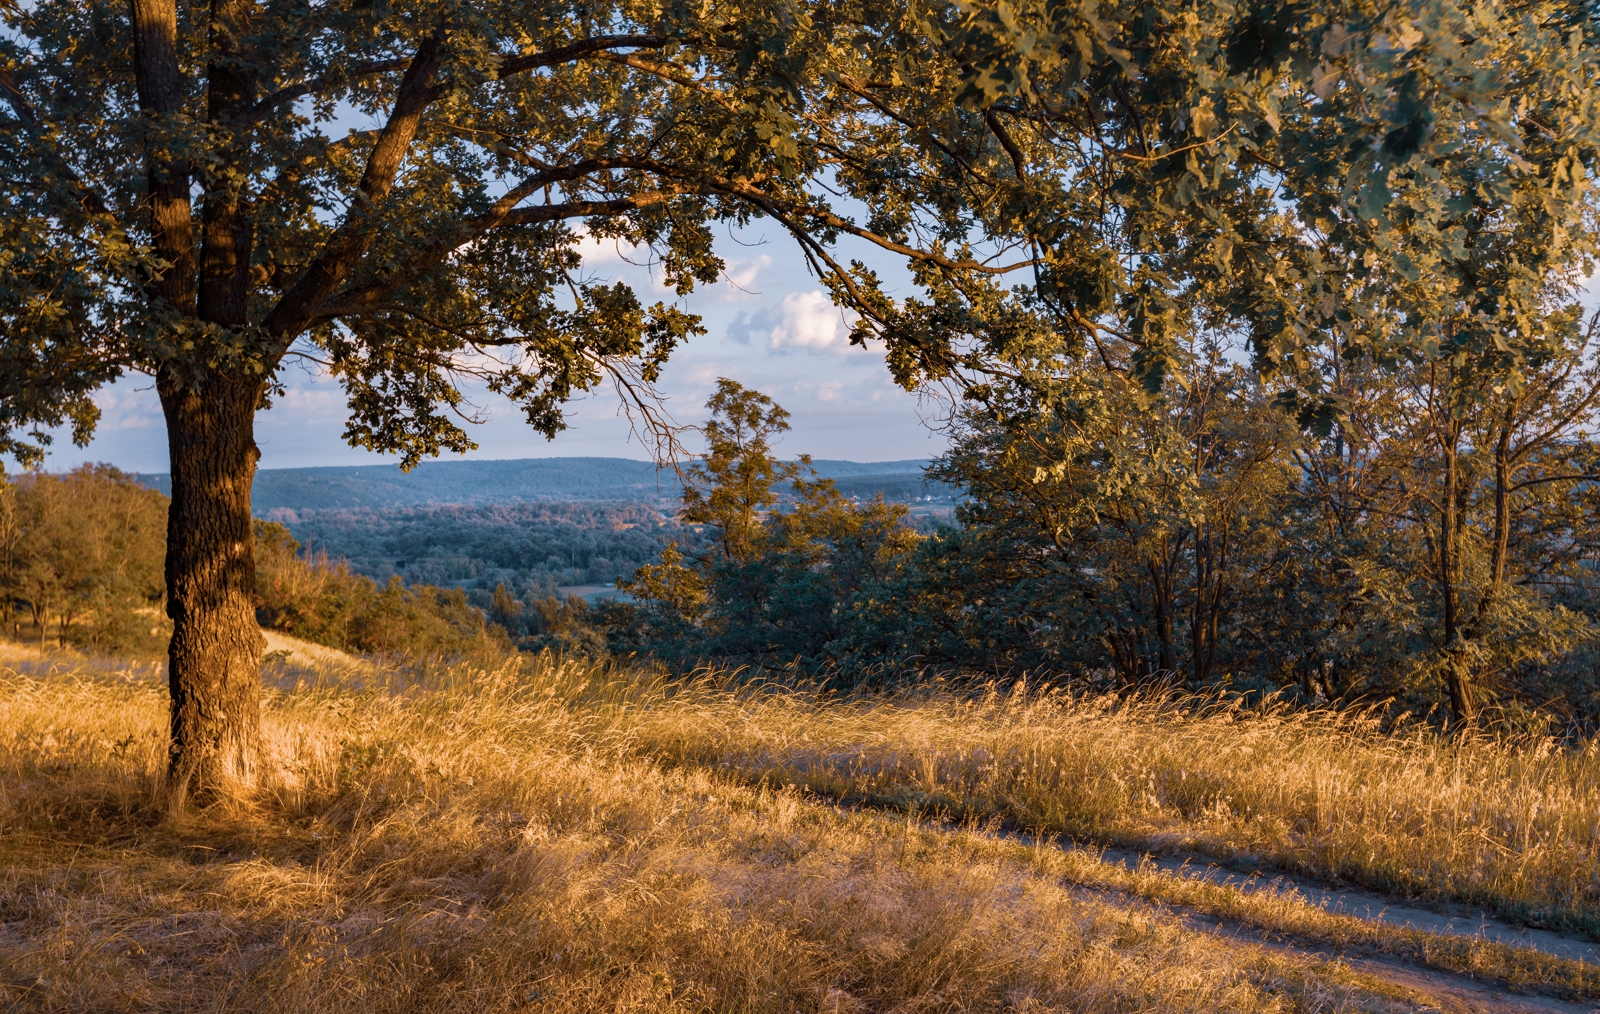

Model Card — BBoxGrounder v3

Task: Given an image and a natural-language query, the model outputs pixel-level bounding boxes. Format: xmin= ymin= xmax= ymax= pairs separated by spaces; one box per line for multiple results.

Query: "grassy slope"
xmin=620 ymin=677 xmax=1600 ymax=937
xmin=1 ymin=646 xmax=1596 ymax=1011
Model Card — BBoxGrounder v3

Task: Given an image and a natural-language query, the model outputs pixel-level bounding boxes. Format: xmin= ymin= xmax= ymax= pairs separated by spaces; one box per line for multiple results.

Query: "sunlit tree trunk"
xmin=159 ymin=372 xmax=266 ymax=806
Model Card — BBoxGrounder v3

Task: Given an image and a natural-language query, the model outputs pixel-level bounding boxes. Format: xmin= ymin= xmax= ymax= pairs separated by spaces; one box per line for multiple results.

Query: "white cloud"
xmin=726 ymin=290 xmax=865 ymax=355
xmin=571 ymin=229 xmax=641 ymax=268
xmin=721 ymin=254 xmax=772 ymax=297
xmin=92 ymin=383 xmax=164 ymax=431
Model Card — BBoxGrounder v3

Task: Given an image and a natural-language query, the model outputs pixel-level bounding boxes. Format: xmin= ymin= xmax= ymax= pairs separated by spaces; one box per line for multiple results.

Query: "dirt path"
xmin=889 ymin=811 xmax=1600 ymax=1012
xmin=1096 ymin=846 xmax=1600 ymax=966
xmin=1186 ymin=915 xmax=1598 ymax=1014
xmin=1066 ymin=842 xmax=1600 ymax=1012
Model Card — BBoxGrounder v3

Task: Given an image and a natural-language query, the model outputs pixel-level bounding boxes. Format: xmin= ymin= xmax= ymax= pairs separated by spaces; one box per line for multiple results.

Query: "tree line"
xmin=571 ymin=377 xmax=1600 ymax=732
xmin=0 ymin=465 xmax=504 ymax=660
xmin=271 ymin=501 xmax=712 ymax=597
xmin=16 ymin=374 xmax=1600 ymax=733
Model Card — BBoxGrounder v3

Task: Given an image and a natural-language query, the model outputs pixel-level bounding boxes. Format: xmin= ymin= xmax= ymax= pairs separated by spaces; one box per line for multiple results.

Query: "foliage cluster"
xmin=0 ymin=466 xmax=168 ymax=654
xmin=573 ymin=381 xmax=923 ymax=672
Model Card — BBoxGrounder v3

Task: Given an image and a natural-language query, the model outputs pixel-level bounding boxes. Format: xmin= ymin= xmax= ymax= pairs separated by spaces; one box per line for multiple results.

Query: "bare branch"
xmin=244 ymin=59 xmax=412 ymax=124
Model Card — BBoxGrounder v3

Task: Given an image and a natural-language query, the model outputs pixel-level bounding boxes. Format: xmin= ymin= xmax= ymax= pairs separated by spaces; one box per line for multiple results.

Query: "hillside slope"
xmin=136 ymin=456 xmax=945 ymax=511
xmin=7 ymin=650 xmax=1594 ymax=1012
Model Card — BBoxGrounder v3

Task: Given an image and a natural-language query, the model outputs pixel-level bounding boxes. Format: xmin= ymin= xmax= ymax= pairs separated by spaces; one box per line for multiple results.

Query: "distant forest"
xmin=208 ymin=459 xmax=958 ymax=609
xmin=278 ymin=502 xmax=711 ymax=602
xmin=136 ymin=456 xmax=955 ymax=511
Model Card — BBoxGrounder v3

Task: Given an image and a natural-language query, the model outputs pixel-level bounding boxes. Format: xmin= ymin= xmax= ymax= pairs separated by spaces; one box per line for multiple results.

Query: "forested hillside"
xmin=278 ymin=502 xmax=711 ymax=598
xmin=135 ymin=456 xmax=951 ymax=511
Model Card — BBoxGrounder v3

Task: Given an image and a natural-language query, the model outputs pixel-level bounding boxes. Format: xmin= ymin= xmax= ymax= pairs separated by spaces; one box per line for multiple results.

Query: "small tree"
xmin=680 ymin=380 xmax=802 ymax=565
xmin=1282 ymin=317 xmax=1600 ymax=719
xmin=622 ymin=380 xmax=918 ymax=672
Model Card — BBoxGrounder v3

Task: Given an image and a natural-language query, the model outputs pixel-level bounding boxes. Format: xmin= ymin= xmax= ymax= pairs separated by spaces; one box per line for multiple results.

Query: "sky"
xmin=50 ymin=227 xmax=1600 ymax=477
xmin=48 ymin=223 xmax=953 ymax=475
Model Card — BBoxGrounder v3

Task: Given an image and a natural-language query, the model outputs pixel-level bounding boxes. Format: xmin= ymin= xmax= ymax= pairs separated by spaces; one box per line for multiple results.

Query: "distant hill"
xmin=136 ymin=456 xmax=944 ymax=511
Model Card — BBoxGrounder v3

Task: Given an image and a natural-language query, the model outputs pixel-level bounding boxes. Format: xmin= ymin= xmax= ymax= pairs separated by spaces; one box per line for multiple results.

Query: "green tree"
xmin=905 ymin=0 xmax=1600 ymax=722
xmin=0 ymin=467 xmax=168 ymax=650
xmin=680 ymin=380 xmax=802 ymax=565
xmin=621 ymin=380 xmax=918 ymax=672
xmin=857 ymin=347 xmax=1296 ymax=683
xmin=0 ymin=0 xmax=1042 ymax=802
xmin=488 ymin=581 xmax=524 ymax=635
xmin=1279 ymin=317 xmax=1600 ymax=721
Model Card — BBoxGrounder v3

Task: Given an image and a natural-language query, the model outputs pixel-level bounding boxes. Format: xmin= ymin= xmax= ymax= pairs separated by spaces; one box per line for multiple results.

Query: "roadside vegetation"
xmin=617 ymin=676 xmax=1600 ymax=938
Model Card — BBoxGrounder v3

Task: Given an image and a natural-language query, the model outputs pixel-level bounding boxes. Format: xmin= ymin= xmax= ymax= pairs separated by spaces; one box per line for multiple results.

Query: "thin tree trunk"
xmin=160 ymin=371 xmax=265 ymax=807
xmin=1438 ymin=427 xmax=1476 ymax=725
xmin=1470 ymin=403 xmax=1517 ymax=633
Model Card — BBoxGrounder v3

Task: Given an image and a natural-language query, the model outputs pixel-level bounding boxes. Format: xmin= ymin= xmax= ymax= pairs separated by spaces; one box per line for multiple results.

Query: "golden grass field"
xmin=1 ymin=643 xmax=1597 ymax=1012
xmin=617 ymin=672 xmax=1600 ymax=935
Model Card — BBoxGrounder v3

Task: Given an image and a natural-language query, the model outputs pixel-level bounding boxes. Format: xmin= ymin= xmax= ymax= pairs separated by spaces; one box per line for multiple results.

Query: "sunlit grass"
xmin=608 ymin=673 xmax=1600 ymax=936
xmin=0 ymin=649 xmax=1421 ymax=1013
xmin=1 ymin=645 xmax=1596 ymax=1010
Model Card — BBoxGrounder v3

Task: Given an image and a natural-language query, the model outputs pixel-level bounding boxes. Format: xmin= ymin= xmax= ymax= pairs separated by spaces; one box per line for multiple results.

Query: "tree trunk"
xmin=160 ymin=370 xmax=265 ymax=807
xmin=1444 ymin=649 xmax=1475 ymax=726
xmin=1437 ymin=423 xmax=1476 ymax=727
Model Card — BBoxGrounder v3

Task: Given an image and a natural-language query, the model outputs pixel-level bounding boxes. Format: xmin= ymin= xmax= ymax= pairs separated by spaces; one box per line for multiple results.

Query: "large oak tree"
xmin=1 ymin=0 xmax=1075 ymax=804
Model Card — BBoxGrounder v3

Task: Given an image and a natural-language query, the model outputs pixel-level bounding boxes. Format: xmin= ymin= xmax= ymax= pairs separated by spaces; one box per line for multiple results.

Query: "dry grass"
xmin=0 ymin=649 xmax=1441 ymax=1013
xmin=608 ymin=675 xmax=1600 ymax=937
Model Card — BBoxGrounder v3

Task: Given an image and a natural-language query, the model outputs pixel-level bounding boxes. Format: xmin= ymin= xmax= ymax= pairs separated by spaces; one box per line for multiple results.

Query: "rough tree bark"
xmin=159 ymin=373 xmax=266 ymax=806
xmin=132 ymin=0 xmax=277 ymax=806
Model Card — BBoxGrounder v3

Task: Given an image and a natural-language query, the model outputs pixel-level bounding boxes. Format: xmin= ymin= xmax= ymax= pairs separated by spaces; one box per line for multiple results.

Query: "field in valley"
xmin=2 ymin=642 xmax=1598 ymax=1013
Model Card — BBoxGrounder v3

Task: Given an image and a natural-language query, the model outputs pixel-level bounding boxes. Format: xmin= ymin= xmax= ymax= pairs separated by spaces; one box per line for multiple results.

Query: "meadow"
xmin=2 ymin=643 xmax=1597 ymax=1012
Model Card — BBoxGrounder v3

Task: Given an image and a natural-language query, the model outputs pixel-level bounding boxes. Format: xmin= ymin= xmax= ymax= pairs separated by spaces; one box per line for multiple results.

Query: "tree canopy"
xmin=6 ymin=0 xmax=1600 ymax=794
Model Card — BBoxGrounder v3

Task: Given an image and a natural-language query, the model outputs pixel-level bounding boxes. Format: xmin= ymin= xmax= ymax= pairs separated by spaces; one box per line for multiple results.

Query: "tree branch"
xmin=1507 ymin=473 xmax=1600 ymax=493
xmin=245 ymin=35 xmax=668 ymax=126
xmin=262 ymin=33 xmax=446 ymax=342
xmin=244 ymin=59 xmax=412 ymax=124
xmin=498 ymin=34 xmax=667 ymax=76
xmin=131 ymin=0 xmax=196 ymax=316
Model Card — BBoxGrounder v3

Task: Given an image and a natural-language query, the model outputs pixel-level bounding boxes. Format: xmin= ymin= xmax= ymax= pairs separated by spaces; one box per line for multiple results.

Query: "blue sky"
xmin=49 ymin=226 xmax=954 ymax=474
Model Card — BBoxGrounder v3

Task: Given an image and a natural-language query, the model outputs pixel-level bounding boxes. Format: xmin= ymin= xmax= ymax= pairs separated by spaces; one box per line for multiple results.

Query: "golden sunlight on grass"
xmin=616 ymin=676 xmax=1600 ymax=936
xmin=0 ymin=651 xmax=1440 ymax=1013
xmin=7 ymin=646 xmax=1600 ymax=1010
